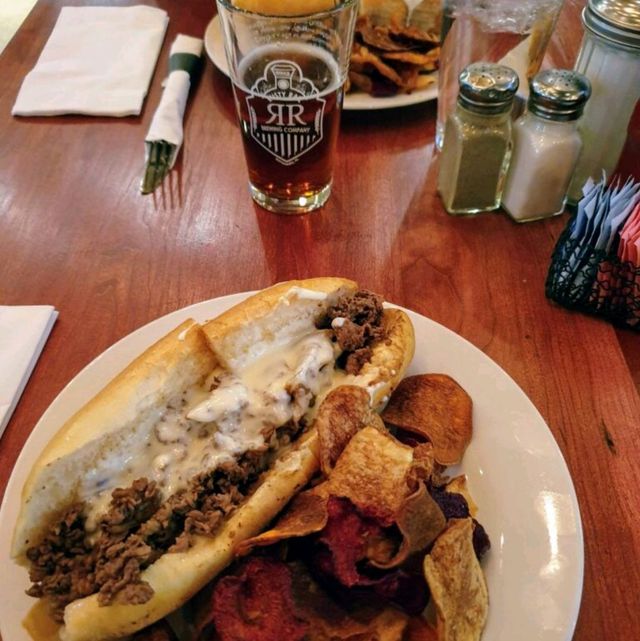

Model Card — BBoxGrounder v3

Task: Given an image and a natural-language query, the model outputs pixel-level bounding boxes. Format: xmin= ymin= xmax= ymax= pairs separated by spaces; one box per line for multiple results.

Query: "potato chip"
xmin=351 ymin=47 xmax=405 ymax=87
xmin=328 ymin=426 xmax=413 ymax=524
xmin=240 ymin=425 xmax=445 ymax=569
xmin=315 ymin=385 xmax=385 ymax=475
xmin=408 ymin=441 xmax=435 ymax=487
xmin=381 ymin=50 xmax=438 ymax=66
xmin=358 ymin=17 xmax=419 ymax=52
xmin=445 ymin=476 xmax=478 ymax=518
xmin=397 ymin=66 xmax=421 ymax=92
xmin=369 ymin=485 xmax=445 ymax=569
xmin=407 ymin=0 xmax=442 ymax=34
xmin=382 ymin=374 xmax=472 ymax=466
xmin=348 ymin=2 xmax=440 ymax=98
xmin=360 ymin=0 xmax=408 ymax=27
xmin=423 ymin=519 xmax=489 ymax=641
xmin=240 ymin=437 xmax=408 ymax=550
xmin=415 ymin=73 xmax=438 ymax=90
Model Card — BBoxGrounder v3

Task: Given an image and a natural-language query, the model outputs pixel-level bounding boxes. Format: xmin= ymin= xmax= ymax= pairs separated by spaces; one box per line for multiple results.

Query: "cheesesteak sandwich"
xmin=11 ymin=278 xmax=415 ymax=641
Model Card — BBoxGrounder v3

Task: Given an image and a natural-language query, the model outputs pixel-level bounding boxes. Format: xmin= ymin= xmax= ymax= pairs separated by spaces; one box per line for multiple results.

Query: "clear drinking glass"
xmin=216 ymin=0 xmax=358 ymax=214
xmin=567 ymin=6 xmax=640 ymax=203
xmin=436 ymin=0 xmax=565 ymax=150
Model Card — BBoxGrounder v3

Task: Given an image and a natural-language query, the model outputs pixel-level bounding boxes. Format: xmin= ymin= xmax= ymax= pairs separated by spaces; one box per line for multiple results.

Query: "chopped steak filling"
xmin=25 ymin=431 xmax=294 ymax=622
xmin=324 ymin=290 xmax=386 ymax=374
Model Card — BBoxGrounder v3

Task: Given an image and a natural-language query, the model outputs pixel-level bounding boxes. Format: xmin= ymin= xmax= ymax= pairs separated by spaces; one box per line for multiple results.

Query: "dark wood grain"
xmin=1 ymin=1 xmax=639 ymax=640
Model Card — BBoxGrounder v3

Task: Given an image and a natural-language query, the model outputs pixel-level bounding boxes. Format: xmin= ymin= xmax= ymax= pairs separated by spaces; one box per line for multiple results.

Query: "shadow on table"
xmin=340 ymin=99 xmax=436 ymax=154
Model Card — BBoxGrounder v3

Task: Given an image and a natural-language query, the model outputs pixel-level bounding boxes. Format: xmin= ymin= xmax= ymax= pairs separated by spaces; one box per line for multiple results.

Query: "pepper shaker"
xmin=501 ymin=69 xmax=591 ymax=223
xmin=437 ymin=63 xmax=519 ymax=215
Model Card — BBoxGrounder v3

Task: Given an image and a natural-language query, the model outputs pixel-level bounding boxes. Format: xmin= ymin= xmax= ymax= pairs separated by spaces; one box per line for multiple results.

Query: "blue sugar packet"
xmin=570 ymin=176 xmax=640 ymax=251
xmin=565 ymin=176 xmax=640 ymax=290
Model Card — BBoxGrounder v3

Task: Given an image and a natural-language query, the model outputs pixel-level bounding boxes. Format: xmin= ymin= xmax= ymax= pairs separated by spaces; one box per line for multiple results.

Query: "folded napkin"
xmin=145 ymin=34 xmax=204 ymax=168
xmin=0 ymin=306 xmax=58 ymax=437
xmin=12 ymin=6 xmax=169 ymax=117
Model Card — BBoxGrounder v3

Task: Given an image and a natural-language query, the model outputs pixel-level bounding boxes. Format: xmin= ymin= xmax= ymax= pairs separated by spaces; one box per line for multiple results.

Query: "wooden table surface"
xmin=1 ymin=1 xmax=639 ymax=640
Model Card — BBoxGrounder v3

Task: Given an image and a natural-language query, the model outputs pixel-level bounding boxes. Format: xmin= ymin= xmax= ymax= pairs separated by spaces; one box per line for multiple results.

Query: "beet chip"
xmin=318 ymin=496 xmax=386 ymax=587
xmin=212 ymin=558 xmax=308 ymax=641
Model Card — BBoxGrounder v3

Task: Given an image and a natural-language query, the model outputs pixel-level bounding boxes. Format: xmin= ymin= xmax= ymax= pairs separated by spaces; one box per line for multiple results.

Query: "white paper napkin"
xmin=12 ymin=6 xmax=169 ymax=117
xmin=0 ymin=306 xmax=58 ymax=437
xmin=145 ymin=35 xmax=204 ymax=168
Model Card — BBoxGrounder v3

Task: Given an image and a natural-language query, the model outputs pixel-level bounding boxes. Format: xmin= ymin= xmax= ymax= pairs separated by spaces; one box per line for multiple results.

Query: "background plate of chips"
xmin=204 ymin=16 xmax=438 ymax=111
xmin=0 ymin=294 xmax=583 ymax=641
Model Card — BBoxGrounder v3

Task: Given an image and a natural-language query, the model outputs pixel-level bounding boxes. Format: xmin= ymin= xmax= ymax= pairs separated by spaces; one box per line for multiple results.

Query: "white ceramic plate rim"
xmin=203 ymin=16 xmax=438 ymax=111
xmin=0 ymin=293 xmax=583 ymax=641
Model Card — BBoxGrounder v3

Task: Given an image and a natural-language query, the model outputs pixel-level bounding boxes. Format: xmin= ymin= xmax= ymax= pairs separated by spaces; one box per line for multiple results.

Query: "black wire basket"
xmin=545 ymin=215 xmax=640 ymax=331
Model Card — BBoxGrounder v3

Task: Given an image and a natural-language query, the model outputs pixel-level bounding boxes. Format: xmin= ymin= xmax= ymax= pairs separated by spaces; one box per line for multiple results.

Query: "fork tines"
xmin=141 ymin=140 xmax=175 ymax=194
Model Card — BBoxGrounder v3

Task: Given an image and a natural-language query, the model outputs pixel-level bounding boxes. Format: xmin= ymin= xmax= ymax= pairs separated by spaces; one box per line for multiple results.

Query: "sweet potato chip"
xmin=315 ymin=385 xmax=385 ymax=475
xmin=423 ymin=519 xmax=489 ymax=641
xmin=236 ymin=490 xmax=329 ymax=554
xmin=382 ymin=374 xmax=472 ymax=466
xmin=328 ymin=426 xmax=413 ymax=524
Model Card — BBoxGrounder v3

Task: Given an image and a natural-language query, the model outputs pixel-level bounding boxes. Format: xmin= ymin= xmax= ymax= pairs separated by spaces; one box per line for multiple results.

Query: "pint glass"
xmin=216 ymin=0 xmax=358 ymax=214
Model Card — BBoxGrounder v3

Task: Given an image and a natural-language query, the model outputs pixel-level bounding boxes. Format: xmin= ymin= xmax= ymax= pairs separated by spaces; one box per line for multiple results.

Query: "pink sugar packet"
xmin=619 ymin=202 xmax=640 ymax=265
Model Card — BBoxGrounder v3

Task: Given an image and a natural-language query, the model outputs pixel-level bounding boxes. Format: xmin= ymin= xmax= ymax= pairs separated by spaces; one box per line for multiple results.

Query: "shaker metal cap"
xmin=529 ymin=69 xmax=592 ymax=121
xmin=458 ymin=63 xmax=519 ymax=114
xmin=584 ymin=0 xmax=640 ymax=50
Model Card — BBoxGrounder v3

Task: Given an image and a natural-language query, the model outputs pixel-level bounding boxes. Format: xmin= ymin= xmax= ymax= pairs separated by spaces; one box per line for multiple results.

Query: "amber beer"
xmin=232 ymin=44 xmax=343 ymax=213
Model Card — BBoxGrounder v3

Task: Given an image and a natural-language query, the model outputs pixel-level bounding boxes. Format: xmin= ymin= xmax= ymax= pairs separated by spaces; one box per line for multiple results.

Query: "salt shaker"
xmin=437 ymin=63 xmax=519 ymax=215
xmin=501 ymin=69 xmax=592 ymax=223
xmin=567 ymin=0 xmax=640 ymax=203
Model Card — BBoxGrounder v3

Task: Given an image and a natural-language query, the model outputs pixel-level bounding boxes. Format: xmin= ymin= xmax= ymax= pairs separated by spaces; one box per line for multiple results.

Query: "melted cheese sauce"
xmin=81 ymin=330 xmax=338 ymax=532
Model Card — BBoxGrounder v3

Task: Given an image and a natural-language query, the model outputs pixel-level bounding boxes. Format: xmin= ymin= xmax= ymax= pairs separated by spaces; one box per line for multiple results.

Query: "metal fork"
xmin=140 ymin=140 xmax=176 ymax=194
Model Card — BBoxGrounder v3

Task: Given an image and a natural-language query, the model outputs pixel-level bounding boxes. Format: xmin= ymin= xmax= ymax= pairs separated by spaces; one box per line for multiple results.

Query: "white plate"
xmin=204 ymin=16 xmax=438 ymax=111
xmin=0 ymin=294 xmax=583 ymax=641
